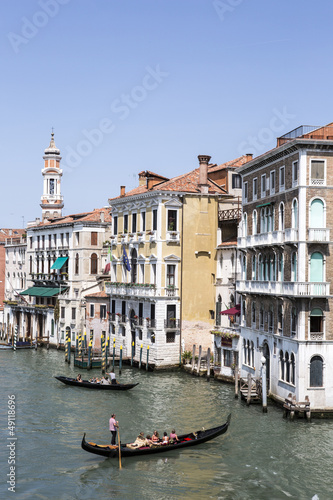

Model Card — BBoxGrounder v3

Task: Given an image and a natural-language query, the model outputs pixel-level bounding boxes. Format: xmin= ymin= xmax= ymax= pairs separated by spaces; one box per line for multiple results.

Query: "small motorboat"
xmin=55 ymin=375 xmax=139 ymax=391
xmin=81 ymin=414 xmax=231 ymax=458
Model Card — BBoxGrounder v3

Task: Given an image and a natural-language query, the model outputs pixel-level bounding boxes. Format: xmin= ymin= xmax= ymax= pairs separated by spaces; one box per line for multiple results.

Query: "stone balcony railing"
xmin=166 ymin=230 xmax=180 ymax=244
xmin=236 ymin=280 xmax=330 ymax=297
xmin=105 ymin=283 xmax=159 ymax=297
xmin=238 ymin=227 xmax=331 ymax=248
xmin=164 ymin=318 xmax=180 ymax=329
xmin=308 ymin=228 xmax=330 ymax=242
xmin=310 ymin=331 xmax=324 ymax=340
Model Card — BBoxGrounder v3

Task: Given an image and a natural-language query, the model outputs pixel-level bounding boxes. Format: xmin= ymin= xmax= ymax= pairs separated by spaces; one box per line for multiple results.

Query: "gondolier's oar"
xmin=117 ymin=426 xmax=122 ymax=469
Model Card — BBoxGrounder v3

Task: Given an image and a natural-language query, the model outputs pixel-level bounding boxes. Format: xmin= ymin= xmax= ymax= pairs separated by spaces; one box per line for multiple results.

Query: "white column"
xmin=298 ymin=149 xmax=307 ymax=282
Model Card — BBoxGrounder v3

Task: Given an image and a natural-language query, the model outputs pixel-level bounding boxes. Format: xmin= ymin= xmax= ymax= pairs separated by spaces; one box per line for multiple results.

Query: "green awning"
xmin=256 ymin=202 xmax=273 ymax=208
xmin=20 ymin=287 xmax=63 ymax=297
xmin=51 ymin=257 xmax=68 ymax=270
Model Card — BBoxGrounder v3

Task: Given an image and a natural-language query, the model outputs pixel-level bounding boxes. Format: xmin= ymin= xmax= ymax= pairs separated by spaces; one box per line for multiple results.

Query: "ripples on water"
xmin=0 ymin=349 xmax=332 ymax=499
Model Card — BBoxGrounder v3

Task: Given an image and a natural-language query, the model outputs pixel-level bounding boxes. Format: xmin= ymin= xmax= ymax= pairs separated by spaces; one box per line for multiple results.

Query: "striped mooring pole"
xmin=65 ymin=331 xmax=69 ymax=362
xmin=87 ymin=340 xmax=92 ymax=370
xmin=101 ymin=333 xmax=106 ymax=374
xmin=67 ymin=328 xmax=71 ymax=365
xmin=105 ymin=336 xmax=109 ymax=370
xmin=78 ymin=332 xmax=82 ymax=358
xmin=13 ymin=325 xmax=18 ymax=351
xmin=131 ymin=341 xmax=134 ymax=366
xmin=112 ymin=338 xmax=115 ymax=370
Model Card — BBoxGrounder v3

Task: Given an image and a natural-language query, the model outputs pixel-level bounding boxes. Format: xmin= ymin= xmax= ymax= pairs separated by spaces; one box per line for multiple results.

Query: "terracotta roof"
xmin=84 ymin=291 xmax=109 ymax=298
xmin=29 ymin=207 xmax=111 ymax=228
xmin=138 ymin=170 xmax=169 ymax=180
xmin=0 ymin=228 xmax=25 ymax=243
xmin=217 ymin=239 xmax=237 ymax=248
xmin=208 ymin=155 xmax=251 ymax=173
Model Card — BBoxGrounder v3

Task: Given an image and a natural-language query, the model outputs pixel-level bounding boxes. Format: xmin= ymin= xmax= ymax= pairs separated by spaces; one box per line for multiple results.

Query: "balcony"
xmin=166 ymin=230 xmax=180 ymax=244
xmin=110 ymin=235 xmax=118 ymax=245
xmin=284 ymin=228 xmax=298 ymax=243
xmin=308 ymin=228 xmax=330 ymax=242
xmin=147 ymin=230 xmax=156 ymax=242
xmin=238 ymin=231 xmax=284 ymax=248
xmin=105 ymin=282 xmax=159 ymax=297
xmin=164 ymin=318 xmax=180 ymax=329
xmin=165 ymin=286 xmax=178 ymax=297
xmin=147 ymin=318 xmax=156 ymax=329
xmin=310 ymin=331 xmax=324 ymax=341
xmin=236 ymin=280 xmax=330 ymax=297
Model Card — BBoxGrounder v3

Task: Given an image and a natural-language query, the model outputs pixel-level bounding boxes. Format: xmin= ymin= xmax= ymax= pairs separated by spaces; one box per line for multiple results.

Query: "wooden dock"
xmin=283 ymin=393 xmax=311 ymax=420
xmin=239 ymin=374 xmax=262 ymax=405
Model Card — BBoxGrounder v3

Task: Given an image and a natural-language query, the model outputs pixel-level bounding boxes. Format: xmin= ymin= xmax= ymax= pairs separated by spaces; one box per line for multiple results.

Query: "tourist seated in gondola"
xmin=169 ymin=429 xmax=179 ymax=443
xmin=151 ymin=430 xmax=161 ymax=445
xmin=101 ymin=376 xmax=110 ymax=385
xmin=76 ymin=374 xmax=83 ymax=382
xmin=162 ymin=432 xmax=169 ymax=444
xmin=126 ymin=432 xmax=149 ymax=449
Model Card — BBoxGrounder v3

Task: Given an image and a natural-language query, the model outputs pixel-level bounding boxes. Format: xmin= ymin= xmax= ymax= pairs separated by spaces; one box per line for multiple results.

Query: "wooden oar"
xmin=117 ymin=426 xmax=122 ymax=469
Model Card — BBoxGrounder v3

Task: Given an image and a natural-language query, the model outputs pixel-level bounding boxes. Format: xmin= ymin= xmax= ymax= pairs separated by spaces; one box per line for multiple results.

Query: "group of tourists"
xmin=109 ymin=413 xmax=179 ymax=448
xmin=76 ymin=370 xmax=117 ymax=385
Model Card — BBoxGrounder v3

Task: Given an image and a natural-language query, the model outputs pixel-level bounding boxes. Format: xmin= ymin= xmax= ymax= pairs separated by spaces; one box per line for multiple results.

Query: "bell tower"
xmin=40 ymin=131 xmax=64 ymax=221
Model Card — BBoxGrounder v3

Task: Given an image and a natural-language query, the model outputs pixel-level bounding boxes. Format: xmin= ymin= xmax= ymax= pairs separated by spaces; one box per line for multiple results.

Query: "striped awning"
xmin=20 ymin=287 xmax=63 ymax=297
xmin=51 ymin=257 xmax=68 ymax=270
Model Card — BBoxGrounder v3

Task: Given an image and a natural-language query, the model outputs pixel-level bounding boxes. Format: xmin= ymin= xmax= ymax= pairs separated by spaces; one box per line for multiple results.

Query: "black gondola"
xmin=55 ymin=376 xmax=138 ymax=391
xmin=81 ymin=414 xmax=231 ymax=458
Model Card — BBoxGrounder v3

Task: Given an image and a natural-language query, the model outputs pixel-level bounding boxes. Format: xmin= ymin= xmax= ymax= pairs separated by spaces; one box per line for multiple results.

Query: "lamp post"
xmin=261 ymin=356 xmax=267 ymax=413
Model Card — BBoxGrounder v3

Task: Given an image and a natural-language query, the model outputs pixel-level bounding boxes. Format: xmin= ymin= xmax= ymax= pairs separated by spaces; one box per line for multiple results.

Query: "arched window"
xmin=291 ymin=252 xmax=297 ymax=282
xmin=242 ymin=300 xmax=246 ymax=324
xmin=291 ymin=307 xmax=297 ymax=336
xmin=292 ymin=199 xmax=298 ymax=229
xmin=251 ymin=302 xmax=256 ymax=325
xmin=243 ymin=213 xmax=248 ymax=237
xmin=250 ymin=341 xmax=254 ymax=367
xmin=252 ymin=255 xmax=256 ymax=280
xmin=216 ymin=295 xmax=222 ymax=326
xmin=260 ymin=208 xmax=265 ymax=233
xmin=310 ymin=355 xmax=323 ymax=387
xmin=90 ymin=253 xmax=98 ymax=274
xmin=279 ymin=203 xmax=285 ymax=231
xmin=259 ymin=306 xmax=264 ymax=329
xmin=268 ymin=305 xmax=274 ymax=333
xmin=278 ymin=253 xmax=284 ymax=281
xmin=247 ymin=339 xmax=251 ymax=365
xmin=310 ymin=199 xmax=324 ymax=228
xmin=278 ymin=304 xmax=283 ymax=335
xmin=75 ymin=253 xmax=79 ymax=275
xmin=310 ymin=252 xmax=323 ymax=282
xmin=279 ymin=350 xmax=285 ymax=380
xmin=285 ymin=352 xmax=290 ymax=383
xmin=258 ymin=254 xmax=263 ymax=280
xmin=310 ymin=308 xmax=323 ymax=337
xmin=290 ymin=353 xmax=295 ymax=385
xmin=131 ymin=248 xmax=137 ymax=283
xmin=252 ymin=210 xmax=257 ymax=235
xmin=242 ymin=255 xmax=247 ymax=280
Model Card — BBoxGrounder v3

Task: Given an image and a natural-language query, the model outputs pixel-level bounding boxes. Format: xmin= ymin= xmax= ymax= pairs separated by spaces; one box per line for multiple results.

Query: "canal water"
xmin=0 ymin=349 xmax=332 ymax=500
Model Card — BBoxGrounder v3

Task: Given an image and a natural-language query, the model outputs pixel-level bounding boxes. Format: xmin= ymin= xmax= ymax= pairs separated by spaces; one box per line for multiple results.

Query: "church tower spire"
xmin=40 ymin=131 xmax=64 ymax=221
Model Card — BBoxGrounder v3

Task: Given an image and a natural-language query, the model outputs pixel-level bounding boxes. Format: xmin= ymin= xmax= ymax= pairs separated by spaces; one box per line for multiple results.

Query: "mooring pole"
xmin=105 ymin=336 xmax=109 ymax=369
xmin=146 ymin=345 xmax=149 ymax=371
xmin=235 ymin=368 xmax=239 ymax=398
xmin=206 ymin=347 xmax=211 ymax=381
xmin=131 ymin=341 xmax=134 ymax=366
xmin=139 ymin=344 xmax=143 ymax=369
xmin=191 ymin=344 xmax=196 ymax=374
xmin=247 ymin=372 xmax=252 ymax=406
xmin=119 ymin=345 xmax=123 ymax=375
xmin=112 ymin=338 xmax=115 ymax=370
xmin=87 ymin=340 xmax=92 ymax=370
xmin=197 ymin=345 xmax=202 ymax=374
xmin=13 ymin=325 xmax=18 ymax=351
xmin=261 ymin=356 xmax=268 ymax=413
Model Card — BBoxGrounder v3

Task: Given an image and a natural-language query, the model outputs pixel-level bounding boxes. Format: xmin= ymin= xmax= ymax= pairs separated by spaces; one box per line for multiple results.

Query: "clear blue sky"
xmin=1 ymin=0 xmax=333 ymax=228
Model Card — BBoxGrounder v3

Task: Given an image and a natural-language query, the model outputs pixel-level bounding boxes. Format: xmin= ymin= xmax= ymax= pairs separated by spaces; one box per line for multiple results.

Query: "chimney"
xmin=147 ymin=177 xmax=154 ymax=190
xmin=100 ymin=211 xmax=105 ymax=223
xmin=35 ymin=218 xmax=40 ymax=225
xmin=120 ymin=186 xmax=125 ymax=196
xmin=245 ymin=153 xmax=253 ymax=162
xmin=198 ymin=155 xmax=211 ymax=194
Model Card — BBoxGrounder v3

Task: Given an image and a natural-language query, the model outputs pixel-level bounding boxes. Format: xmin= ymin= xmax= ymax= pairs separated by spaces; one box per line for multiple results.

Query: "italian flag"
xmin=104 ymin=246 xmax=112 ymax=273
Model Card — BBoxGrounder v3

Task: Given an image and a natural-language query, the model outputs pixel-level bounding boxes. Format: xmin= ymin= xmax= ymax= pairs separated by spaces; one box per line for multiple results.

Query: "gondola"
xmin=81 ymin=414 xmax=231 ymax=458
xmin=55 ymin=376 xmax=139 ymax=391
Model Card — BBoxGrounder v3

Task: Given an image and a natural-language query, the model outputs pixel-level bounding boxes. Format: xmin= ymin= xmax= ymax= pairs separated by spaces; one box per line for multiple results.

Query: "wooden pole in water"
xmin=247 ymin=372 xmax=252 ymax=406
xmin=139 ymin=344 xmax=143 ymax=369
xmin=191 ymin=344 xmax=196 ymax=374
xmin=87 ymin=340 xmax=92 ymax=370
xmin=112 ymin=339 xmax=115 ymax=370
xmin=261 ymin=356 xmax=267 ymax=413
xmin=206 ymin=347 xmax=211 ymax=381
xmin=197 ymin=345 xmax=202 ymax=375
xmin=146 ymin=345 xmax=149 ymax=371
xmin=101 ymin=332 xmax=106 ymax=374
xmin=119 ymin=345 xmax=123 ymax=375
xmin=106 ymin=336 xmax=109 ymax=369
xmin=117 ymin=426 xmax=122 ymax=470
xmin=131 ymin=341 xmax=134 ymax=366
xmin=13 ymin=325 xmax=17 ymax=351
xmin=65 ymin=331 xmax=68 ymax=362
xmin=78 ymin=332 xmax=82 ymax=358
xmin=235 ymin=368 xmax=239 ymax=398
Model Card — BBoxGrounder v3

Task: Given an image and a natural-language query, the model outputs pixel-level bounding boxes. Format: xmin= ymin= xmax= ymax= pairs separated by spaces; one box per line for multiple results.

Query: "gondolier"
xmin=109 ymin=413 xmax=118 ymax=445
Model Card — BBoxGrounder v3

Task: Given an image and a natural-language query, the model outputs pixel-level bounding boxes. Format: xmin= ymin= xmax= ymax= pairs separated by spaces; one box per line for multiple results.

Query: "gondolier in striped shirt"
xmin=109 ymin=413 xmax=118 ymax=445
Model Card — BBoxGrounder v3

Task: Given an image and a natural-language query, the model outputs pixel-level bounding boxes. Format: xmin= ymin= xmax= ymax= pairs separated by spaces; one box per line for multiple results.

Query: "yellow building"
xmin=106 ymin=155 xmax=248 ymax=367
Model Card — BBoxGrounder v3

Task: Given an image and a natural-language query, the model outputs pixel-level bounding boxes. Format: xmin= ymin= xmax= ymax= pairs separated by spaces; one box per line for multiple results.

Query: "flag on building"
xmin=123 ymin=245 xmax=131 ymax=272
xmin=104 ymin=245 xmax=112 ymax=273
